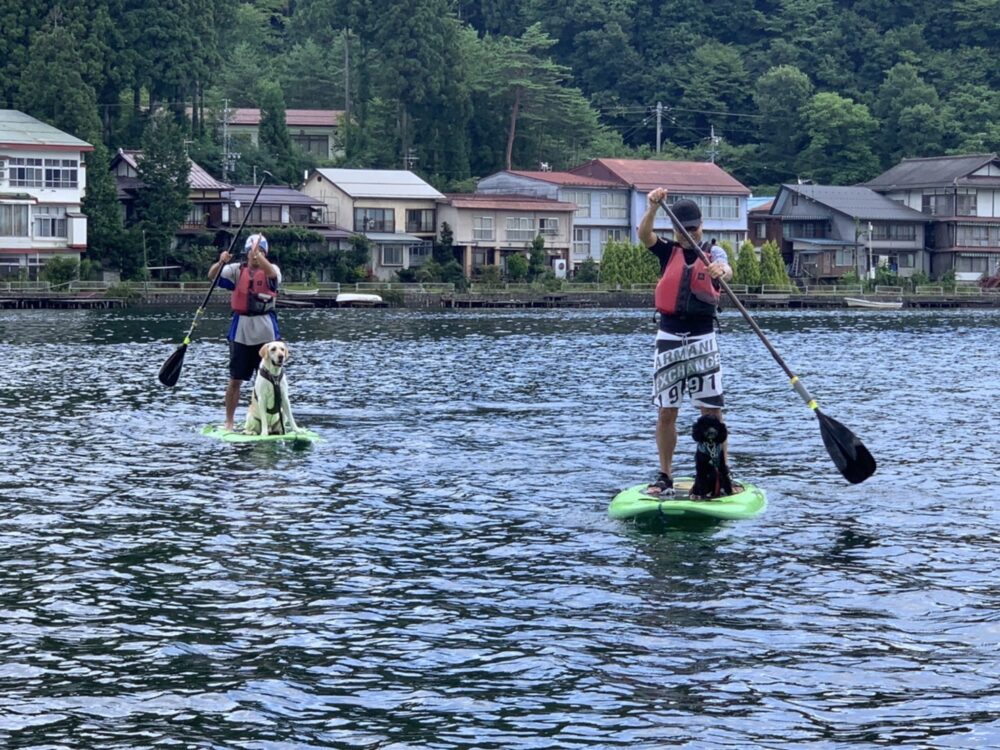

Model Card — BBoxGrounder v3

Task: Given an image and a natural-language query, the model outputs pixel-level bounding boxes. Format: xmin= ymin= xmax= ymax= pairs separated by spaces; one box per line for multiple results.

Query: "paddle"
xmin=658 ymin=198 xmax=877 ymax=484
xmin=158 ymin=171 xmax=273 ymax=387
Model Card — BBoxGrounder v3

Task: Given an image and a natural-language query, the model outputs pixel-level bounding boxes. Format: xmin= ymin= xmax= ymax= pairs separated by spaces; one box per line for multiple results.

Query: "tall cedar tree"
xmin=258 ymin=82 xmax=298 ymax=184
xmin=15 ymin=21 xmax=123 ymax=271
xmin=135 ymin=112 xmax=191 ymax=275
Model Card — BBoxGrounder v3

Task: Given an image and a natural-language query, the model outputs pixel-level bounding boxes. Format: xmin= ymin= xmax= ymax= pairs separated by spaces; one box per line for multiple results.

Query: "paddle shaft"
xmin=658 ymin=199 xmax=818 ymax=409
xmin=177 ymin=174 xmax=271 ymax=346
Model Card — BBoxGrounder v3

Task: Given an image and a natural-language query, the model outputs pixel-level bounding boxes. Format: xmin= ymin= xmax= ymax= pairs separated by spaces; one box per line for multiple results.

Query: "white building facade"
xmin=0 ymin=110 xmax=92 ymax=279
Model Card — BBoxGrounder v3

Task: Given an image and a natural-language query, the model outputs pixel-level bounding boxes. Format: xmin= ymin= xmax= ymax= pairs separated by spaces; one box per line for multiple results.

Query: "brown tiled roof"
xmin=116 ymin=149 xmax=231 ymax=191
xmin=506 ymin=170 xmax=624 ymax=188
xmin=569 ymin=158 xmax=750 ymax=195
xmin=229 ymin=108 xmax=343 ymax=127
xmin=446 ymin=193 xmax=577 ymax=211
xmin=749 ymin=200 xmax=774 ymax=213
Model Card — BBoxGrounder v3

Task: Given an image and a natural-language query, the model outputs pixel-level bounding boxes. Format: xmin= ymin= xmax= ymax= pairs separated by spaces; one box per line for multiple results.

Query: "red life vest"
xmin=654 ymin=242 xmax=720 ymax=316
xmin=231 ymin=264 xmax=277 ymax=315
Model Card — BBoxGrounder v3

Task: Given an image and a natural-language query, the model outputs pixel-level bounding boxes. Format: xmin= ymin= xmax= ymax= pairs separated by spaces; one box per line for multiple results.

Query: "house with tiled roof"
xmin=221 ymin=184 xmax=353 ymax=251
xmin=0 ymin=109 xmax=93 ymax=279
xmin=476 ymin=169 xmax=631 ymax=269
xmin=770 ymin=184 xmax=929 ymax=281
xmin=225 ymin=108 xmax=343 ymax=160
xmin=111 ymin=149 xmax=232 ymax=235
xmin=568 ymin=158 xmax=751 ymax=250
xmin=301 ymin=168 xmax=443 ymax=280
xmin=862 ymin=154 xmax=1000 ymax=281
xmin=437 ymin=193 xmax=578 ymax=277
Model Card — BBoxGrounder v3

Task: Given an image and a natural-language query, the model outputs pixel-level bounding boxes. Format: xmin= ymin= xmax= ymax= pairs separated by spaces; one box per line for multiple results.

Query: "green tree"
xmin=600 ymin=240 xmax=659 ymax=286
xmin=528 ymin=234 xmax=547 ymax=280
xmin=434 ymin=222 xmax=455 ymax=265
xmin=574 ymin=257 xmax=599 ymax=283
xmin=797 ymin=92 xmax=880 ymax=184
xmin=258 ymin=82 xmax=299 ymax=184
xmin=754 ymin=66 xmax=814 ymax=182
xmin=733 ymin=240 xmax=761 ymax=289
xmin=134 ymin=112 xmax=191 ymax=279
xmin=759 ymin=240 xmax=790 ymax=287
xmin=875 ymin=63 xmax=944 ymax=163
xmin=40 ymin=256 xmax=79 ymax=287
xmin=506 ymin=252 xmax=528 ymax=281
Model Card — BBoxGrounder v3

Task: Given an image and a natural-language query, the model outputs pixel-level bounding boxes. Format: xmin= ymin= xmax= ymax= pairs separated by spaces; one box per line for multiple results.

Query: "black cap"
xmin=671 ymin=199 xmax=702 ymax=229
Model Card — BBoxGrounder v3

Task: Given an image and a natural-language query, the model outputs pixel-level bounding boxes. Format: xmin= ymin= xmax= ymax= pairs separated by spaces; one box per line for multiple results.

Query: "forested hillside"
xmin=3 ymin=0 xmax=998 ymax=195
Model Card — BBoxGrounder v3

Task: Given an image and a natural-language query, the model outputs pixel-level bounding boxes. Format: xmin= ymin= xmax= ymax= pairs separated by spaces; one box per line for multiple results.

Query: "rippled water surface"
xmin=2 ymin=307 xmax=999 ymax=748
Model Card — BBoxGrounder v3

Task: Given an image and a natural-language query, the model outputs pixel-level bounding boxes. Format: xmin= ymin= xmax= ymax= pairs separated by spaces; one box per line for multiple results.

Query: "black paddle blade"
xmin=816 ymin=409 xmax=876 ymax=484
xmin=158 ymin=343 xmax=188 ymax=387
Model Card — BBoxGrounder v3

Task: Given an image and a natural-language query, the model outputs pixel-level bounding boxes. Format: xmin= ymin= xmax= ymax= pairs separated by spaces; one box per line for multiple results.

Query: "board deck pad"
xmin=609 ymin=477 xmax=766 ymax=521
xmin=200 ymin=425 xmax=322 ymax=444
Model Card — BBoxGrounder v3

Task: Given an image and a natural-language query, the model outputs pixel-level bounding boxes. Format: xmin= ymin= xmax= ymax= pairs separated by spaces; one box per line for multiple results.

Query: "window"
xmin=406 ymin=208 xmax=435 ymax=233
xmin=409 ymin=243 xmax=431 ymax=266
xmin=660 ymin=193 xmax=739 ymax=220
xmin=254 ymin=205 xmax=281 ymax=223
xmin=600 ymin=228 xmax=626 ymax=245
xmin=572 ymin=228 xmax=589 ymax=257
xmin=920 ymin=190 xmax=973 ymax=217
xmin=10 ymin=158 xmax=44 ymax=187
xmin=380 ymin=245 xmax=403 ymax=266
xmin=34 ymin=206 xmax=67 ymax=238
xmin=473 ymin=216 xmax=494 ymax=240
xmin=957 ymin=224 xmax=1000 ymax=247
xmin=835 ymin=247 xmax=855 ymax=266
xmin=898 ymin=252 xmax=915 ymax=268
xmin=505 ymin=216 xmax=534 ymax=241
xmin=44 ymin=159 xmax=78 ymax=188
xmin=562 ymin=190 xmax=590 ymax=217
xmin=955 ymin=254 xmax=988 ymax=273
xmin=291 ymin=135 xmax=330 ymax=157
xmin=754 ymin=222 xmax=767 ymax=239
xmin=539 ymin=217 xmax=559 ymax=235
xmin=0 ymin=204 xmax=30 ymax=236
xmin=871 ymin=223 xmax=916 ymax=241
xmin=185 ymin=204 xmax=205 ymax=226
xmin=355 ymin=208 xmax=394 ymax=232
xmin=600 ymin=192 xmax=626 ymax=219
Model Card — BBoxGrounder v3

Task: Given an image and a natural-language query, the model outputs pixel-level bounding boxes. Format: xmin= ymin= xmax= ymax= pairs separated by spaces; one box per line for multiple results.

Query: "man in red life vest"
xmin=208 ymin=233 xmax=282 ymax=430
xmin=639 ymin=189 xmax=732 ymax=496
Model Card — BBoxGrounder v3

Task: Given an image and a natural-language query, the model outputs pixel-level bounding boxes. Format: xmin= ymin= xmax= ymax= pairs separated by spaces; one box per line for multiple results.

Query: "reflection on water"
xmin=1 ymin=307 xmax=999 ymax=747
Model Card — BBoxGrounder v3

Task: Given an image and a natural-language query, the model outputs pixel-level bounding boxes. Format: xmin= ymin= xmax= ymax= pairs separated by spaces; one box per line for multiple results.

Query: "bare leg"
xmin=648 ymin=406 xmax=678 ymax=495
xmin=224 ymin=378 xmax=242 ymax=430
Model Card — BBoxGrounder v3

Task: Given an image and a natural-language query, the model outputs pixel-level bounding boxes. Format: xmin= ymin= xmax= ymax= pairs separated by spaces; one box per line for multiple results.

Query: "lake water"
xmin=1 ymin=306 xmax=999 ymax=748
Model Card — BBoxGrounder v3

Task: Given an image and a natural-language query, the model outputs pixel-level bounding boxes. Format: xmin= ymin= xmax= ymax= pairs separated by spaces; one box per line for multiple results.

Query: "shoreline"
xmin=3 ymin=289 xmax=999 ymax=311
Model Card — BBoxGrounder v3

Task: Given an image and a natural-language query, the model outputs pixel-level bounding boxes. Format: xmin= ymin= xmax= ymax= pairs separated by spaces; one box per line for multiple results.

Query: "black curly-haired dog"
xmin=690 ymin=414 xmax=734 ymax=499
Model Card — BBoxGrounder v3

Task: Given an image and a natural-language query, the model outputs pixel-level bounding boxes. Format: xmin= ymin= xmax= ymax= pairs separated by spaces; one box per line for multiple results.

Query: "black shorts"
xmin=229 ymin=341 xmax=263 ymax=381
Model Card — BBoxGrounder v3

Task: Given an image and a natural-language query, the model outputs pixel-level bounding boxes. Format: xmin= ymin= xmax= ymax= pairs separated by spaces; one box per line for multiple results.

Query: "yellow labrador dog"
xmin=244 ymin=341 xmax=299 ymax=436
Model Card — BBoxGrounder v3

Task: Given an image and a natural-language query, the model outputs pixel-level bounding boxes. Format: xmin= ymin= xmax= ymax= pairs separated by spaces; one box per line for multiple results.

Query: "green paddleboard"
xmin=609 ymin=477 xmax=766 ymax=521
xmin=199 ymin=425 xmax=323 ymax=444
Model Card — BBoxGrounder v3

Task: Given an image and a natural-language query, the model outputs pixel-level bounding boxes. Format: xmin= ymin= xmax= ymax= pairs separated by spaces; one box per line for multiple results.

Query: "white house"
xmin=301 ymin=168 xmax=444 ymax=280
xmin=0 ymin=110 xmax=93 ymax=279
xmin=437 ymin=193 xmax=577 ymax=277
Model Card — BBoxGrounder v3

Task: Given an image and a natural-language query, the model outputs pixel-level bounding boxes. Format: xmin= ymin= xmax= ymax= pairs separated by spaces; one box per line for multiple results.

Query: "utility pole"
xmin=404 ymin=147 xmax=418 ymax=171
xmin=656 ymin=102 xmax=662 ymax=153
xmin=867 ymin=221 xmax=874 ymax=281
xmin=344 ymin=28 xmax=350 ymax=155
xmin=221 ymin=98 xmax=230 ymax=182
xmin=707 ymin=125 xmax=721 ymax=163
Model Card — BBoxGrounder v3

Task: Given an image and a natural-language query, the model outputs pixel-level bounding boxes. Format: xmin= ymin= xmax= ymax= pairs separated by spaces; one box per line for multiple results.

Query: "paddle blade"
xmin=816 ymin=409 xmax=876 ymax=484
xmin=158 ymin=343 xmax=188 ymax=387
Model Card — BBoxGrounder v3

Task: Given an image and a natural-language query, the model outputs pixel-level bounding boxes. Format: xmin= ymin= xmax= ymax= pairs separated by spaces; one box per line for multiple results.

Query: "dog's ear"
xmin=258 ymin=343 xmax=269 ymax=359
xmin=281 ymin=342 xmax=290 ymax=360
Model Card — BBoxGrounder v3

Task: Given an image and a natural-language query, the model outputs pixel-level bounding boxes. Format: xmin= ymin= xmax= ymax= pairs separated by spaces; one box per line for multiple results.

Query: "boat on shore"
xmin=336 ymin=292 xmax=384 ymax=307
xmin=284 ymin=288 xmax=320 ymax=297
xmin=844 ymin=296 xmax=903 ymax=309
